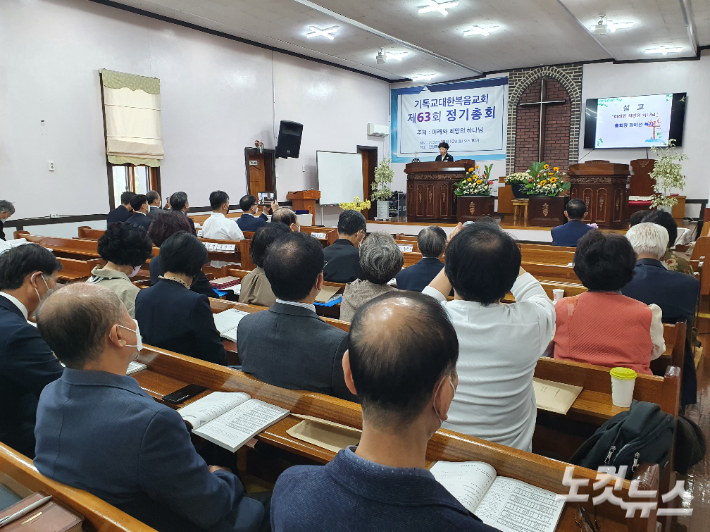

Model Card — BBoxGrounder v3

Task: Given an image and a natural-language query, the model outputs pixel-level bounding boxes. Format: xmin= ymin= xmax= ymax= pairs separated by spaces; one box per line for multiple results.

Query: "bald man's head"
xmin=348 ymin=292 xmax=458 ymax=427
xmin=37 ymin=283 xmax=125 ymax=369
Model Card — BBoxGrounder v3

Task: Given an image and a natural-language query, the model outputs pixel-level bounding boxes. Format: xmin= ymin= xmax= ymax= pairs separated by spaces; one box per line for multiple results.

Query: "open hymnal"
xmin=212 ymin=308 xmax=249 ymax=342
xmin=533 ymin=378 xmax=583 ymax=415
xmin=430 ymin=461 xmax=564 ymax=532
xmin=315 ymin=285 xmax=341 ymax=304
xmin=178 ymin=392 xmax=289 ymax=452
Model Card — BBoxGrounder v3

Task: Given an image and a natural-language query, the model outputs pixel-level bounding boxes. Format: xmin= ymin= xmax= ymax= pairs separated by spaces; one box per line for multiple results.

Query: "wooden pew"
xmin=301 ymin=226 xmax=338 ymax=247
xmin=132 ymin=346 xmax=659 ymax=532
xmin=0 ymin=443 xmax=157 ymax=532
xmin=521 ymin=248 xmax=575 ymax=266
xmin=77 ymin=226 xmax=106 ymax=240
xmin=56 ymin=257 xmax=103 ymax=282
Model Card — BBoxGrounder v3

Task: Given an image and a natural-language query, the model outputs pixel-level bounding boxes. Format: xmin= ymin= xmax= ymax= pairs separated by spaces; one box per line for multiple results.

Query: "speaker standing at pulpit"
xmin=434 ymin=142 xmax=454 ymax=162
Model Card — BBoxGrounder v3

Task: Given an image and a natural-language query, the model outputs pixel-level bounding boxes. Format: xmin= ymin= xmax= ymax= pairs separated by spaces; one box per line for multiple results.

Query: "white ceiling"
xmin=105 ymin=0 xmax=709 ymax=82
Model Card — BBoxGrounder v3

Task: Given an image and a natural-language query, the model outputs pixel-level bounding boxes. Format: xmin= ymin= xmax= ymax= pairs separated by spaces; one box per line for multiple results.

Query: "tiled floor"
xmin=674 ymin=335 xmax=709 ymax=532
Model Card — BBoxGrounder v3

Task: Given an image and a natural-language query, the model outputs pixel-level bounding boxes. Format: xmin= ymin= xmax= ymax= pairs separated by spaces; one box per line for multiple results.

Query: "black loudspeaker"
xmin=275 ymin=121 xmax=303 ymax=158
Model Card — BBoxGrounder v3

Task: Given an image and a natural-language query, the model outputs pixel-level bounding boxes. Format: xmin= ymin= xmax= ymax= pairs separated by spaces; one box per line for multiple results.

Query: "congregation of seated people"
xmin=0 ymin=187 xmax=705 ymax=532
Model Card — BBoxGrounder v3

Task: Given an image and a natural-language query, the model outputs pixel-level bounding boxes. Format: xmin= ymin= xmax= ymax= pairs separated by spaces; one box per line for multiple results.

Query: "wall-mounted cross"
xmin=519 ymin=78 xmax=566 ymax=162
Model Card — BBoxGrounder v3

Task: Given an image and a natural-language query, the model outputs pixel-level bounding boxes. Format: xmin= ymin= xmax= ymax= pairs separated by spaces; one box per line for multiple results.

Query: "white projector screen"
xmin=317 ymin=151 xmax=364 ymax=205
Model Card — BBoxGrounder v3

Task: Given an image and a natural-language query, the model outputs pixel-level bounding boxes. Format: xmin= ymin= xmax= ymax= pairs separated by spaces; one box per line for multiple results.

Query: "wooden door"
xmin=358 ymin=146 xmax=377 ymax=220
xmin=248 ymin=154 xmax=266 ymax=197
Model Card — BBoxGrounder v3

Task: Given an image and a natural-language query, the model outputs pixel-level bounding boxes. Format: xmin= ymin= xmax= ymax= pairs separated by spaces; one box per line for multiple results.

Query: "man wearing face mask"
xmin=272 ymin=292 xmax=497 ymax=532
xmin=87 ymin=223 xmax=153 ymax=318
xmin=34 ymin=283 xmax=269 ymax=532
xmin=0 ymin=244 xmax=63 ymax=458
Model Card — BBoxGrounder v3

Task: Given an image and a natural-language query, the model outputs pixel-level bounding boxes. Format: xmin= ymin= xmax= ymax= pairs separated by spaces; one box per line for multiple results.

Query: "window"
xmin=108 ymin=164 xmax=160 ymax=208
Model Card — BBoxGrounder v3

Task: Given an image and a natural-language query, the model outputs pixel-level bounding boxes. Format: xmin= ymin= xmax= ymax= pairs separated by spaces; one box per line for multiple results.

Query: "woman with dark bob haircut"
xmin=135 ymin=232 xmax=227 ymax=365
xmin=88 ymin=222 xmax=152 ymax=317
xmin=147 ymin=212 xmax=217 ymax=298
xmin=551 ymin=230 xmax=665 ymax=374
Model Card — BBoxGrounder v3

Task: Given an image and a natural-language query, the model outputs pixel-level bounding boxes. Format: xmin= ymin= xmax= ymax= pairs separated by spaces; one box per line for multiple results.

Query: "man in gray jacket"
xmin=237 ymin=232 xmax=356 ymax=402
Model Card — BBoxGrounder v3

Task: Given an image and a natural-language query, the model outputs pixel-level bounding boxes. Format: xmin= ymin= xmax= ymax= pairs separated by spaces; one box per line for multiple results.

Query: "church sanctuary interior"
xmin=4 ymin=0 xmax=710 ymax=531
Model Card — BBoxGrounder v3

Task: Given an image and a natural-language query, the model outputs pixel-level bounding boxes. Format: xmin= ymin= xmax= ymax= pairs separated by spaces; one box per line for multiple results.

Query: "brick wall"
xmin=506 ymin=65 xmax=582 ymax=175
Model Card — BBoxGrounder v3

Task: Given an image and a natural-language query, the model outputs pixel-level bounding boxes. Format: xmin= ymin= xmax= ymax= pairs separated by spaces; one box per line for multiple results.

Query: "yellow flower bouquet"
xmin=454 ymin=164 xmax=494 ymax=196
xmin=339 ymin=196 xmax=371 ymax=211
xmin=524 ymin=162 xmax=570 ymax=197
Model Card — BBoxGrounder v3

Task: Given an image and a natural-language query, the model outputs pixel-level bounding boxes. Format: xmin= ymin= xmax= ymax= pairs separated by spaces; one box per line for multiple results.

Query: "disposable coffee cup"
xmin=610 ymin=367 xmax=637 ymax=407
xmin=552 ymin=289 xmax=565 ymax=302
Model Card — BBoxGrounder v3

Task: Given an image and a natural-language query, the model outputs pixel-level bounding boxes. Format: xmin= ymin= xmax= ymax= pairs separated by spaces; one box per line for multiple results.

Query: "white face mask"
xmin=433 ymin=378 xmax=457 ymax=425
xmin=129 ymin=265 xmax=141 ymax=278
xmin=118 ymin=319 xmax=143 ymax=354
xmin=32 ymin=274 xmax=54 ymax=312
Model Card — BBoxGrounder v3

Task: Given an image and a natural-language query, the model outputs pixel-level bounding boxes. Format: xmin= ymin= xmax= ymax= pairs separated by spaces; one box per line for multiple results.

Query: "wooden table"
xmin=512 ymin=199 xmax=529 ymax=226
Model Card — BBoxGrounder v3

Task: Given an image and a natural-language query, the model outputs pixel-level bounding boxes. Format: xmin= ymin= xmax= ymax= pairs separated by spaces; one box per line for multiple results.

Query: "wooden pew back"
xmin=56 ymin=257 xmax=104 ymax=282
xmin=0 ymin=443 xmax=158 ymax=532
xmin=77 ymin=226 xmax=105 ymax=240
xmin=301 ymin=226 xmax=338 ymax=247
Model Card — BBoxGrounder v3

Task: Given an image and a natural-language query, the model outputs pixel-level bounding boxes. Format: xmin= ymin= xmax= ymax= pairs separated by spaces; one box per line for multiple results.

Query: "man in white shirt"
xmin=422 ymin=223 xmax=556 ymax=452
xmin=202 ymin=190 xmax=244 ymax=241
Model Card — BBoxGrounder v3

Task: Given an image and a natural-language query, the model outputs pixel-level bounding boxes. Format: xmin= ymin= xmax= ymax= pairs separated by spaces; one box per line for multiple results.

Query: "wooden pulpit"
xmin=405 ymin=160 xmax=475 ymax=223
xmin=568 ymin=161 xmax=629 ymax=229
xmin=286 ymin=190 xmax=321 ymax=226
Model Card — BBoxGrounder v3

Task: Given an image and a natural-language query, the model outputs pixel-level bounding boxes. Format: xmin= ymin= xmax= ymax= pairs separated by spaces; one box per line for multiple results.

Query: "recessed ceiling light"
xmin=306 ymin=25 xmax=339 ymax=40
xmin=412 ymin=73 xmax=437 ymax=81
xmin=607 ymin=21 xmax=633 ymax=32
xmin=386 ymin=51 xmax=409 ymax=61
xmin=645 ymin=46 xmax=683 ymax=55
xmin=463 ymin=26 xmax=500 ymax=37
xmin=419 ymin=0 xmax=458 ymax=16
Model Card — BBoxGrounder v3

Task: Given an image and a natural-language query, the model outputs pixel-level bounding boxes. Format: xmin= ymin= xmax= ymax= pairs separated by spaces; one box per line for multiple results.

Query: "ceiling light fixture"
xmin=376 ymin=49 xmax=386 ymax=64
xmin=645 ymin=46 xmax=683 ymax=55
xmin=463 ymin=26 xmax=500 ymax=37
xmin=607 ymin=21 xmax=633 ymax=32
xmin=412 ymin=73 xmax=437 ymax=81
xmin=386 ymin=51 xmax=409 ymax=61
xmin=592 ymin=16 xmax=607 ymax=35
xmin=418 ymin=0 xmax=458 ymax=16
xmin=306 ymin=25 xmax=339 ymax=40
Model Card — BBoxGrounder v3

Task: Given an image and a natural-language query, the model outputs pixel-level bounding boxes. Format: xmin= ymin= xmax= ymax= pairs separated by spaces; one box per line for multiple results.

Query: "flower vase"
xmin=511 ymin=184 xmax=528 ymax=199
xmin=376 ymin=200 xmax=390 ymax=220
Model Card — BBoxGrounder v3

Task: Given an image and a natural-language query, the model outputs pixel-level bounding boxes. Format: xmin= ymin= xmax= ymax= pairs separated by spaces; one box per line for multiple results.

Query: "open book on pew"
xmin=213 ymin=308 xmax=250 ymax=342
xmin=430 ymin=461 xmax=564 ymax=532
xmin=178 ymin=392 xmax=289 ymax=452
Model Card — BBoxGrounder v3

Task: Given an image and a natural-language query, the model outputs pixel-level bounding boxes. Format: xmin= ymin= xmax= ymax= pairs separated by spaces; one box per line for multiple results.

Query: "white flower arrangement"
xmin=649 ymin=140 xmax=688 ymax=208
xmin=505 ymin=172 xmax=530 ymax=185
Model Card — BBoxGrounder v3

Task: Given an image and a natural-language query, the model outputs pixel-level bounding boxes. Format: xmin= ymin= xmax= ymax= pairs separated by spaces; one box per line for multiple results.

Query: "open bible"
xmin=430 ymin=461 xmax=565 ymax=532
xmin=178 ymin=392 xmax=289 ymax=452
xmin=212 ymin=308 xmax=249 ymax=342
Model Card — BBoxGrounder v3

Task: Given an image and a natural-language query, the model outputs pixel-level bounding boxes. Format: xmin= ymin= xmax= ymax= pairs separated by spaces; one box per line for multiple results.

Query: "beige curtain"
xmin=100 ymin=69 xmax=163 ymax=167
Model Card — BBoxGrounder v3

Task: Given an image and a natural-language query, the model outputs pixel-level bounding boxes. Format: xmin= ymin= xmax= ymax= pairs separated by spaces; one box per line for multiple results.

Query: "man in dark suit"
xmin=146 ymin=191 xmax=167 ymax=220
xmin=550 ymin=198 xmax=593 ymax=247
xmin=34 ymin=283 xmax=268 ymax=532
xmin=169 ymin=191 xmax=196 ymax=235
xmin=323 ymin=210 xmax=366 ymax=283
xmin=396 ymin=226 xmax=446 ymax=292
xmin=137 ymin=233 xmax=226 ymax=365
xmin=238 ymin=232 xmax=355 ymax=401
xmin=237 ymin=195 xmax=277 ymax=232
xmin=434 ymin=141 xmax=454 ymax=162
xmin=622 ymin=222 xmax=700 ymax=406
xmin=0 ymin=200 xmax=15 ymax=241
xmin=0 ymin=244 xmax=63 ymax=458
xmin=125 ymin=194 xmax=152 ymax=231
xmin=108 ymin=192 xmax=135 ymax=225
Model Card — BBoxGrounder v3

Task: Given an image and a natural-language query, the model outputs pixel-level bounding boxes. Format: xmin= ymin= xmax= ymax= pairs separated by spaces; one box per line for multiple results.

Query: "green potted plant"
xmin=454 ymin=164 xmax=494 ymax=197
xmin=371 ymin=158 xmax=395 ymax=219
xmin=649 ymin=140 xmax=688 ymax=209
xmin=524 ymin=162 xmax=570 ymax=197
xmin=505 ymin=172 xmax=531 ymax=198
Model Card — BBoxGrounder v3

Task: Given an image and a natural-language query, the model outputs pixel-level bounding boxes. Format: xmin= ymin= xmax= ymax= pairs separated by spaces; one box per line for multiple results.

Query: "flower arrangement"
xmin=339 ymin=197 xmax=371 ymax=212
xmin=371 ymin=157 xmax=395 ymax=202
xmin=505 ymin=172 xmax=530 ymax=185
xmin=649 ymin=140 xmax=688 ymax=208
xmin=454 ymin=164 xmax=494 ymax=196
xmin=524 ymin=162 xmax=570 ymax=197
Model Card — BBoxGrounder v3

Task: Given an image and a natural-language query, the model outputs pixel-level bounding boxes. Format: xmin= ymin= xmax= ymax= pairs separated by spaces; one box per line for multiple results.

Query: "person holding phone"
xmin=237 ymin=194 xmax=278 ymax=232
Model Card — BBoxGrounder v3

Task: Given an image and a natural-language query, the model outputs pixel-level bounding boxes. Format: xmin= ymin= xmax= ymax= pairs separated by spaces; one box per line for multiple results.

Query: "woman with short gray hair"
xmin=339 ymin=232 xmax=403 ymax=322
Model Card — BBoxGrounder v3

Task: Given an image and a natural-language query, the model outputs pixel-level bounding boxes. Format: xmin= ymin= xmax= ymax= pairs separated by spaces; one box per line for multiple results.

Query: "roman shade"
xmin=100 ymin=69 xmax=163 ymax=167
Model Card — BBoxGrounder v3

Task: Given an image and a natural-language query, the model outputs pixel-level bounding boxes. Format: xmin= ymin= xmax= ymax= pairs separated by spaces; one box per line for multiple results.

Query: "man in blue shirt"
xmin=34 ymin=283 xmax=268 ymax=532
xmin=271 ymin=292 xmax=500 ymax=532
xmin=550 ymin=199 xmax=593 ymax=247
xmin=396 ymin=226 xmax=446 ymax=292
xmin=237 ymin=195 xmax=277 ymax=232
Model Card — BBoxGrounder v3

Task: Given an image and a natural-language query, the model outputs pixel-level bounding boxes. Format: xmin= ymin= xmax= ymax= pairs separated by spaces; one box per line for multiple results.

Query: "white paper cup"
xmin=610 ymin=367 xmax=637 ymax=407
xmin=552 ymin=289 xmax=565 ymax=302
